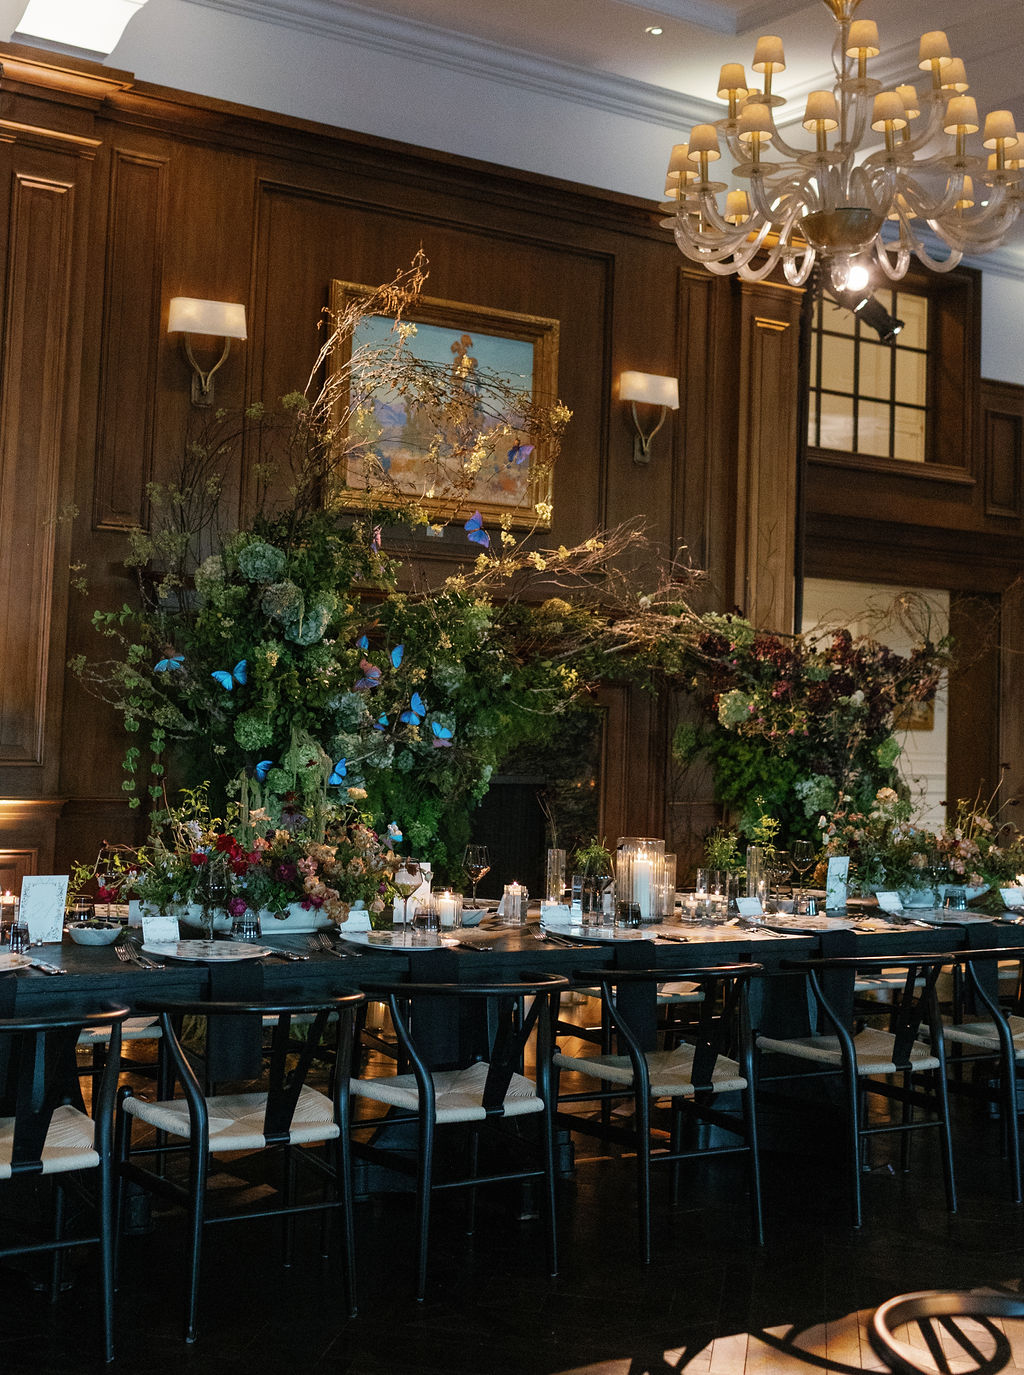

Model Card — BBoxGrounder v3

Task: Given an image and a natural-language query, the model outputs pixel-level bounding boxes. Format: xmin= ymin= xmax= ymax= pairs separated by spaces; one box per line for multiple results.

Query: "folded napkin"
xmin=539 ymin=903 xmax=574 ymax=928
xmin=340 ymin=908 xmax=372 ymax=932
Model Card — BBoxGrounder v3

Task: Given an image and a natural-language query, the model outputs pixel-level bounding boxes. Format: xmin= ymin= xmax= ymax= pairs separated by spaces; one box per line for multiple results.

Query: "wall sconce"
xmin=167 ymin=297 xmax=247 ymax=407
xmin=619 ymin=371 xmax=679 ymax=464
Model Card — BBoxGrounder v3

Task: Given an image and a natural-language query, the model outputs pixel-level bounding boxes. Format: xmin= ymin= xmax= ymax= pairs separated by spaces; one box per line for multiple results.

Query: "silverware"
xmin=260 ymin=948 xmax=310 ymax=962
xmin=308 ymin=933 xmax=351 ymax=959
xmin=454 ymin=940 xmax=483 ymax=951
xmin=118 ymin=941 xmax=165 ymax=970
xmin=28 ymin=959 xmax=67 ymax=976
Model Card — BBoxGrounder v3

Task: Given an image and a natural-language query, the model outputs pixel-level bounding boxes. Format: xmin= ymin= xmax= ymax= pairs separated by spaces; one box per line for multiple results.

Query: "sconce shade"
xmin=619 ymin=371 xmax=679 ymax=408
xmin=167 ymin=297 xmax=247 ymax=338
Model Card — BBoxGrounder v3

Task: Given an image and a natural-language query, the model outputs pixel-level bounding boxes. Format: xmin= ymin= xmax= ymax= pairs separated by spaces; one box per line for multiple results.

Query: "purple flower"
xmin=228 ymin=895 xmax=248 ymax=917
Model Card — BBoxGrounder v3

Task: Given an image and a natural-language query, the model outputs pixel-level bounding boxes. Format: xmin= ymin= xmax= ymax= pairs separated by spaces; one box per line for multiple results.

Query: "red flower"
xmin=190 ymin=851 xmax=209 ymax=867
xmin=230 ymin=858 xmax=249 ymax=876
xmin=214 ymin=834 xmax=236 ymax=854
xmin=95 ymin=885 xmax=118 ymax=903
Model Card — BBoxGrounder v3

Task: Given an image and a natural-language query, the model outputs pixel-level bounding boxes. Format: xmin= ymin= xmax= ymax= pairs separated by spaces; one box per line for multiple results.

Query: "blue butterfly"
xmin=464 ymin=512 xmax=490 ymax=548
xmin=387 ymin=821 xmax=403 ymax=844
xmin=211 ymin=660 xmax=247 ymax=690
xmin=372 ymin=713 xmax=389 ymax=732
xmin=390 ymin=645 xmax=404 ymax=669
xmin=400 ymin=691 xmax=426 ymax=725
xmin=355 ymin=658 xmax=382 ymax=691
xmin=357 ymin=634 xmax=369 ymax=651
xmin=255 ymin=760 xmax=273 ymax=782
xmin=508 ymin=443 xmax=534 ymax=465
xmin=154 ymin=654 xmax=184 ymax=673
xmin=328 ymin=758 xmax=347 ymax=785
xmin=431 ymin=721 xmax=454 ymax=748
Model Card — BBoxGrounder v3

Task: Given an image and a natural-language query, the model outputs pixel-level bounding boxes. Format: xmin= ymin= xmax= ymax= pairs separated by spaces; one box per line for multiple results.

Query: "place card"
xmin=825 ymin=857 xmax=850 ymax=910
xmin=21 ymin=875 xmax=69 ymax=945
xmin=1000 ymin=887 xmax=1024 ymax=909
xmin=142 ymin=912 xmax=181 ymax=944
xmin=736 ymin=897 xmax=764 ymax=917
xmin=340 ymin=908 xmax=371 ymax=932
xmin=875 ymin=891 xmax=905 ymax=914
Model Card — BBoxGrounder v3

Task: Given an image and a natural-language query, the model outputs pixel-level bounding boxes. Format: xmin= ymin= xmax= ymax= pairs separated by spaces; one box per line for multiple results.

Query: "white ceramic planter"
xmin=258 ymin=902 xmax=332 ymax=934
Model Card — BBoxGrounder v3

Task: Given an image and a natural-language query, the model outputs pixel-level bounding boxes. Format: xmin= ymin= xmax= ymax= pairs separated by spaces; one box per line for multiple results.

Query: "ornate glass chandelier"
xmin=662 ymin=0 xmax=1024 ymax=292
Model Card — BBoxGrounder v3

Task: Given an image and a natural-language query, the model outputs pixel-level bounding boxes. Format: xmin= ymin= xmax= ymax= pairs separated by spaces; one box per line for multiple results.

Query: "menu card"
xmin=21 ymin=875 xmax=69 ymax=944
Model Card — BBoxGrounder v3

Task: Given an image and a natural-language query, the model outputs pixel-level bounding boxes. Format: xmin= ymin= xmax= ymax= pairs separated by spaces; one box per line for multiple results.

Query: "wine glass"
xmin=393 ymin=861 xmax=421 ymax=924
xmin=463 ymin=844 xmax=491 ymax=909
xmin=768 ymin=851 xmax=790 ymax=912
xmin=201 ymin=861 xmax=230 ymax=941
xmin=791 ymin=840 xmax=815 ymax=915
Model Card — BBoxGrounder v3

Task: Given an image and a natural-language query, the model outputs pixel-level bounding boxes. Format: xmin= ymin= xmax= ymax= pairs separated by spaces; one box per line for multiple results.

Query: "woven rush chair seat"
xmin=553 ymin=1041 xmax=748 ymax=1096
xmin=351 ymin=973 xmax=568 ymax=1303
xmin=122 ymin=1082 xmax=340 ymax=1149
xmin=756 ymin=1026 xmax=943 ymax=1075
xmin=941 ymin=1016 xmax=1024 ymax=1053
xmin=0 ymin=1005 xmax=129 ymax=1364
xmin=554 ymin=962 xmax=764 ymax=1263
xmin=757 ymin=954 xmax=957 ymax=1229
xmin=352 ymin=1059 xmax=545 ymax=1123
xmin=117 ymin=993 xmax=364 ymax=1344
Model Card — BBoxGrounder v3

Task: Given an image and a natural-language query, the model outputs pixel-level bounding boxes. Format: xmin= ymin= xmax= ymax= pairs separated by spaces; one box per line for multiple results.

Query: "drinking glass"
xmin=413 ymin=896 xmax=439 ymax=939
xmin=393 ymin=861 xmax=422 ymax=924
xmin=201 ymin=862 xmax=230 ymax=940
xmin=791 ymin=840 xmax=815 ymax=915
xmin=768 ymin=851 xmax=790 ymax=911
xmin=8 ymin=923 xmax=28 ymax=954
xmin=463 ymin=845 xmax=491 ymax=909
xmin=235 ymin=910 xmax=262 ymax=941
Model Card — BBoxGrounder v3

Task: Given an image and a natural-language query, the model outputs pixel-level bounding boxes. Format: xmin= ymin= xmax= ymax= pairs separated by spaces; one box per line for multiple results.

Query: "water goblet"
xmin=393 ymin=861 xmax=421 ymax=924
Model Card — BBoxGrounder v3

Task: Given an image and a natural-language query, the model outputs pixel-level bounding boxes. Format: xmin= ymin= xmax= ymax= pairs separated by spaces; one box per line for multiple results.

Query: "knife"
xmin=29 ymin=959 xmax=67 ymax=976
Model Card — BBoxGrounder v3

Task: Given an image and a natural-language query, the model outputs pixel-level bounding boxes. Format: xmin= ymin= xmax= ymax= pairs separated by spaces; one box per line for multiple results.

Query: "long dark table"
xmin=4 ymin=914 xmax=1020 ymax=1023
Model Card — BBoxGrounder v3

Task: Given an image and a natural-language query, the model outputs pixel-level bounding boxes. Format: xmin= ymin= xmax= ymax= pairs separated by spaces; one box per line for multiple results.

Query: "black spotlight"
xmin=831 ymin=288 xmax=905 ymax=344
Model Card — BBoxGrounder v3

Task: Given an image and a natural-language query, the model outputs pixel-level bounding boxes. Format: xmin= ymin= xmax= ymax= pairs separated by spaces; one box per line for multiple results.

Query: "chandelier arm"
xmin=782 ymin=246 xmax=818 ymax=286
xmin=894 ymin=99 xmax=948 ymax=160
xmin=899 ymin=170 xmax=966 ymax=223
xmin=672 ymin=217 xmax=763 ymax=262
xmin=871 ymin=239 xmax=912 ymax=282
xmin=760 ymin=115 xmax=809 ymax=164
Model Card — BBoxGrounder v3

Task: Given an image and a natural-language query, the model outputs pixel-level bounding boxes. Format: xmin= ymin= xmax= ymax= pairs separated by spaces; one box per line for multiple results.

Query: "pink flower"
xmin=228 ymin=896 xmax=248 ymax=917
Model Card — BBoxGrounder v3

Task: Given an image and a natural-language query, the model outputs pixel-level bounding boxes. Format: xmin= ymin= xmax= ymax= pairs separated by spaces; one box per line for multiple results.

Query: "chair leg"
xmin=414 ymin=1112 xmax=434 ymax=1302
xmin=99 ymin=1156 xmax=116 ymax=1363
xmin=635 ymin=1088 xmax=652 ymax=1264
xmin=185 ymin=1141 xmax=208 ymax=1343
xmin=465 ymin=1128 xmax=480 ymax=1237
xmin=335 ymin=1132 xmax=358 ymax=1318
xmin=1001 ymin=1060 xmax=1022 ymax=1205
xmin=899 ymin=1070 xmax=912 ymax=1173
xmin=540 ymin=1105 xmax=559 ymax=1279
xmin=743 ymin=1078 xmax=765 ymax=1247
xmin=845 ymin=1067 xmax=863 ymax=1229
xmin=282 ymin=1144 xmax=295 ymax=1268
xmin=50 ymin=1181 xmax=66 ymax=1302
xmin=669 ymin=1101 xmax=684 ymax=1207
xmin=934 ymin=1067 xmax=958 ymax=1215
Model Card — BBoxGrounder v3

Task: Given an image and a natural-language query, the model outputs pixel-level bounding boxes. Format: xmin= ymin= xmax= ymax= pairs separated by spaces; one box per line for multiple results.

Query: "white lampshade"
xmin=896 ymin=85 xmax=921 ymax=120
xmin=918 ymin=31 xmax=952 ymax=69
xmin=846 ymin=21 xmax=879 ymax=58
xmin=871 ymin=92 xmax=907 ymax=132
xmin=940 ymin=59 xmax=969 ymax=94
xmin=752 ymin=36 xmax=785 ymax=73
xmin=738 ymin=103 xmax=774 ymax=144
xmin=686 ymin=124 xmax=721 ymax=161
xmin=167 ymin=297 xmax=248 ymax=338
xmin=944 ymin=97 xmax=979 ymax=136
xmin=717 ymin=64 xmax=748 ymax=99
xmin=983 ymin=111 xmax=1018 ymax=149
xmin=620 ymin=372 xmax=680 ymax=409
xmin=803 ymin=91 xmax=839 ymax=131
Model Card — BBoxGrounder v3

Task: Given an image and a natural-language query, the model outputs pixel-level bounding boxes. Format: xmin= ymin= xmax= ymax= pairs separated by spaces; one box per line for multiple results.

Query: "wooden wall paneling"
xmin=999 ymin=579 xmax=1024 ymax=813
xmin=947 ymin=591 xmax=1002 ymax=809
xmin=733 ymin=279 xmax=803 ymax=633
xmin=92 ymin=146 xmax=169 ymax=530
xmin=980 ymin=380 xmax=1024 ymax=521
xmin=248 ymin=178 xmax=616 ymax=552
xmin=0 ymin=798 xmax=66 ymax=874
xmin=596 ymin=682 xmax=667 ymax=842
xmin=0 ymin=132 xmax=95 ymax=794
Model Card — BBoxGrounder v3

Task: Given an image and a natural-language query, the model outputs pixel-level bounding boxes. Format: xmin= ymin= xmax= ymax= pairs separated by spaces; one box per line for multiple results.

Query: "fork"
xmin=117 ymin=940 xmax=165 ymax=970
xmin=307 ymin=933 xmax=351 ymax=959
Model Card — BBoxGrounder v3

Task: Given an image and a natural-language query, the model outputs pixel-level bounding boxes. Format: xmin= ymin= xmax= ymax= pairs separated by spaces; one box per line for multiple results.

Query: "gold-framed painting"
xmin=894 ymin=699 xmax=935 ymax=731
xmin=329 ymin=280 xmax=559 ymax=528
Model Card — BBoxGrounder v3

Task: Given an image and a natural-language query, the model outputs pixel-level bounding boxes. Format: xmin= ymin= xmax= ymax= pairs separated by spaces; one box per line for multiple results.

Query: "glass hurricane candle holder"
xmin=616 ymin=837 xmax=665 ymax=924
xmin=435 ymin=890 xmax=463 ymax=929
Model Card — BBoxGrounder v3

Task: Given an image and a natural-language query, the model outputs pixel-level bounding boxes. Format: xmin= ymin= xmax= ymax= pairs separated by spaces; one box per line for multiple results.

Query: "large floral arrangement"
xmin=673 ymin=612 xmax=952 ymax=847
xmin=78 ymin=776 xmax=400 ymax=924
xmin=818 ymin=787 xmax=1024 ymax=895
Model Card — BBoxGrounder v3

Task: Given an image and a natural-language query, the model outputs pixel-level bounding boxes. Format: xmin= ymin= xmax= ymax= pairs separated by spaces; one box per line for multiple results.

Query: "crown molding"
xmin=179 ymin=0 xmax=720 ymax=130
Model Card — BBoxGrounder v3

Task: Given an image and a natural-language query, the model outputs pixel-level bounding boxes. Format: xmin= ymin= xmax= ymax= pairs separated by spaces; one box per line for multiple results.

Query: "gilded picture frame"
xmin=329 ymin=280 xmax=559 ymax=528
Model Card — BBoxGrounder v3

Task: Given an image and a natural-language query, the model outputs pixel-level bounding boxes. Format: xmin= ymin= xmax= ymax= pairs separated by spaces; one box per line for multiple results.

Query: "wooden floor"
xmin=2 ymin=1041 xmax=1024 ymax=1373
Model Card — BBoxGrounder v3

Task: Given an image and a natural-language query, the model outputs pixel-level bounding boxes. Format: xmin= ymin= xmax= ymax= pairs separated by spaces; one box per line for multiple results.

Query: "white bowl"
xmin=66 ymin=922 xmax=123 ymax=946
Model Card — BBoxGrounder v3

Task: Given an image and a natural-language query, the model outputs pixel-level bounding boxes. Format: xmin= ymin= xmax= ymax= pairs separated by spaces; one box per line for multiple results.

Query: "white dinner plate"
xmin=0 ymin=952 xmax=31 ymax=971
xmin=142 ymin=940 xmax=273 ymax=962
xmin=338 ymin=930 xmax=460 ymax=951
xmin=906 ymin=911 xmax=997 ymax=926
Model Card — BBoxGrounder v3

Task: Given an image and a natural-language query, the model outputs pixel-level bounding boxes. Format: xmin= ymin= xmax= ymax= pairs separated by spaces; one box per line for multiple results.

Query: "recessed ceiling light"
xmin=645 ymin=25 xmax=664 ymax=36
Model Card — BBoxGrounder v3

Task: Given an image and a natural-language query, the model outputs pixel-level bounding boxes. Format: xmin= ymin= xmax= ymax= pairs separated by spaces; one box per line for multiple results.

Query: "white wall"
xmin=801 ymin=579 xmax=949 ymax=830
xmin=981 ymin=272 xmax=1024 ymax=385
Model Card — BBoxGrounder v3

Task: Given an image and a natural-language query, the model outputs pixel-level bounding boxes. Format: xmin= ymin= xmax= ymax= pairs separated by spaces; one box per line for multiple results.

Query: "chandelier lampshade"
xmin=661 ymin=0 xmax=1023 ymax=291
